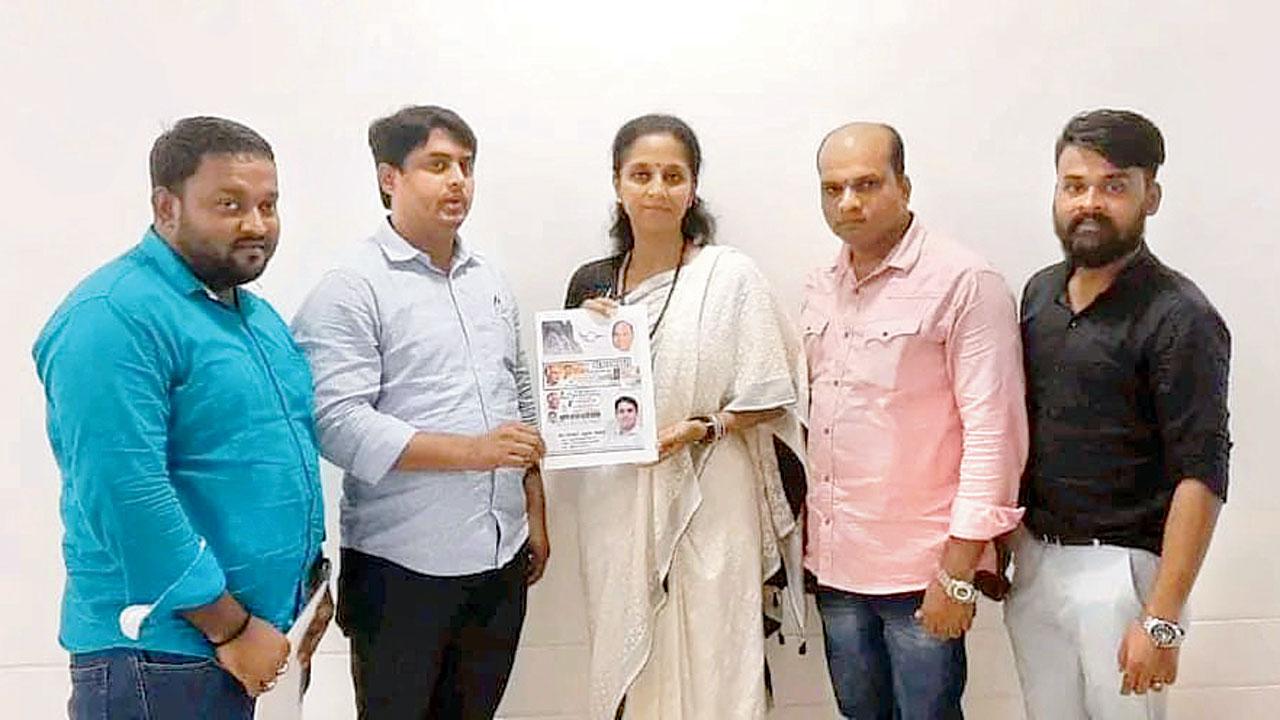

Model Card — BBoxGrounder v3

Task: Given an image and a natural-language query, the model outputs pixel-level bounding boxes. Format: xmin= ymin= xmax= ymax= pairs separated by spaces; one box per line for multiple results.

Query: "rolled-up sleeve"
xmin=945 ymin=269 xmax=1028 ymax=540
xmin=1151 ymin=300 xmax=1231 ymax=499
xmin=35 ymin=299 xmax=226 ymax=612
xmin=291 ymin=271 xmax=417 ymax=484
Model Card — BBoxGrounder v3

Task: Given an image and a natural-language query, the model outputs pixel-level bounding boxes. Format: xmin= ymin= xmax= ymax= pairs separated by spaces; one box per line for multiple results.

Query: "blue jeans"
xmin=817 ymin=588 xmax=967 ymax=720
xmin=68 ymin=648 xmax=254 ymax=720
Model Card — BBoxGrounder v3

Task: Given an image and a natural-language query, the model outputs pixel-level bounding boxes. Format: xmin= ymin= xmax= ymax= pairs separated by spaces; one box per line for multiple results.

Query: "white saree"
xmin=573 ymin=245 xmax=808 ymax=720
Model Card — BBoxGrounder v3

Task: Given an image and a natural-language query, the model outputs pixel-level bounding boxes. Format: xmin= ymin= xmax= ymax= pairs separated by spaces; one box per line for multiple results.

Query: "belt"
xmin=1035 ymin=533 xmax=1104 ymax=547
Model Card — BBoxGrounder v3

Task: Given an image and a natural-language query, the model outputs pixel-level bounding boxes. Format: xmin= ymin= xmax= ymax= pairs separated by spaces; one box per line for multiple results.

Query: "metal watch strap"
xmin=1142 ymin=615 xmax=1186 ymax=648
xmin=936 ymin=568 xmax=978 ymax=604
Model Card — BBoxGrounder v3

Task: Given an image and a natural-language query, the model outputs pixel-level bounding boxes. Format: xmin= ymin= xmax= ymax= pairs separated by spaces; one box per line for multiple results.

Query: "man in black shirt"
xmin=1004 ymin=109 xmax=1231 ymax=720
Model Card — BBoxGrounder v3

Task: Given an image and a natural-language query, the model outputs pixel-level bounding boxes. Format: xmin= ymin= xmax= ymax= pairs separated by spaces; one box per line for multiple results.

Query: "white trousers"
xmin=1003 ymin=528 xmax=1168 ymax=720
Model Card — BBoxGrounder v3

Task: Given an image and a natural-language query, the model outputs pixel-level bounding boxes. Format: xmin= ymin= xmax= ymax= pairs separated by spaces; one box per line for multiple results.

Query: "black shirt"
xmin=1020 ymin=245 xmax=1231 ymax=554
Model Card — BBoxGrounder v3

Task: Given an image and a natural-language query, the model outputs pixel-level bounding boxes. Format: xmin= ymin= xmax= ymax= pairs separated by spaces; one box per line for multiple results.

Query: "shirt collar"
xmin=137 ymin=227 xmax=208 ymax=297
xmin=882 ymin=215 xmax=925 ymax=272
xmin=831 ymin=214 xmax=924 ymax=282
xmin=1057 ymin=241 xmax=1156 ymax=307
xmin=374 ymin=217 xmax=475 ymax=274
xmin=1110 ymin=242 xmax=1156 ymax=286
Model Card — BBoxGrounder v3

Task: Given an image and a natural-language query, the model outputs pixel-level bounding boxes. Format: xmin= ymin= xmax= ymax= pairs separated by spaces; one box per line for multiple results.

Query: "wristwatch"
xmin=936 ymin=569 xmax=978 ymax=605
xmin=689 ymin=415 xmax=722 ymax=445
xmin=1142 ymin=615 xmax=1186 ymax=649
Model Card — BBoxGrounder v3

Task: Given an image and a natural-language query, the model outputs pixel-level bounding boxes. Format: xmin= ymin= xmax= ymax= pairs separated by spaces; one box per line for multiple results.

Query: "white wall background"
xmin=3 ymin=1 xmax=1277 ymax=717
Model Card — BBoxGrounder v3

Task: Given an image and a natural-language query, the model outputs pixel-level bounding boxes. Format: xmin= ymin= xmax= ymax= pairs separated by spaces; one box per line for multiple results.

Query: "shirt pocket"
xmin=854 ymin=313 xmax=926 ymax=391
xmin=800 ymin=309 xmax=830 ymax=367
xmin=475 ymin=292 xmax=518 ymax=369
xmin=471 ymin=291 xmax=521 ymax=420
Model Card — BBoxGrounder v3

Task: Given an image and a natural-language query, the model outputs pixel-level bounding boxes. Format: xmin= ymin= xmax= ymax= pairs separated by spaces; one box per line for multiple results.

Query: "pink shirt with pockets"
xmin=803 ymin=218 xmax=1028 ymax=594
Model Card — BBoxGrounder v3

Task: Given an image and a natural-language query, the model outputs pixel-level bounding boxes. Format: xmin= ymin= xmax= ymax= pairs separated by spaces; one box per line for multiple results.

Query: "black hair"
xmin=883 ymin=125 xmax=905 ymax=178
xmin=615 ymin=396 xmax=639 ymax=411
xmin=609 ymin=114 xmax=715 ymax=254
xmin=1055 ymin=109 xmax=1165 ymax=176
xmin=149 ymin=116 xmax=273 ymax=193
xmin=368 ymin=105 xmax=477 ymax=209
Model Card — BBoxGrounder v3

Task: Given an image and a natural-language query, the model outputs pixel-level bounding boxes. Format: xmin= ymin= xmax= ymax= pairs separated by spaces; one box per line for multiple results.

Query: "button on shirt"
xmin=291 ymin=221 xmax=536 ymax=576
xmin=1021 ymin=245 xmax=1231 ymax=554
xmin=803 ymin=219 xmax=1028 ymax=594
xmin=33 ymin=229 xmax=325 ymax=657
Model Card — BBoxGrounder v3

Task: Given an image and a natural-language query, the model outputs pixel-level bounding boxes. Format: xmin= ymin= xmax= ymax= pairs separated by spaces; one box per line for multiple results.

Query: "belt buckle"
xmin=1038 ymin=533 xmax=1101 ymax=547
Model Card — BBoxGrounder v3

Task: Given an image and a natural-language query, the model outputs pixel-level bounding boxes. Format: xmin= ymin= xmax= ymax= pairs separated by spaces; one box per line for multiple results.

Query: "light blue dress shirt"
xmin=291 ymin=220 xmax=536 ymax=576
xmin=33 ymin=229 xmax=325 ymax=657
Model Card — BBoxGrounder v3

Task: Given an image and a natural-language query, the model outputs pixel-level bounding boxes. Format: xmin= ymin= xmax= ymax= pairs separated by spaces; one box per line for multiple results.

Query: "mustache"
xmin=1069 ymin=213 xmax=1117 ymax=234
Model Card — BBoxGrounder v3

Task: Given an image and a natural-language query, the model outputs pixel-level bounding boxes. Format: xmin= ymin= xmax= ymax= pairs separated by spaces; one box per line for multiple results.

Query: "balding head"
xmin=817 ymin=122 xmax=905 ymax=179
xmin=816 ymin=122 xmax=912 ymax=254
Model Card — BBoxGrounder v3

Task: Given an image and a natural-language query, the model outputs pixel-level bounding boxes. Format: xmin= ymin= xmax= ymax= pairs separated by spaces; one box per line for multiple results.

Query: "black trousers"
xmin=337 ymin=547 xmax=528 ymax=720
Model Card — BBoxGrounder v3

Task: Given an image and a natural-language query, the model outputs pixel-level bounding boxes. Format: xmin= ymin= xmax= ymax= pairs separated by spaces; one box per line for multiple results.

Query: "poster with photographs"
xmin=535 ymin=306 xmax=659 ymax=469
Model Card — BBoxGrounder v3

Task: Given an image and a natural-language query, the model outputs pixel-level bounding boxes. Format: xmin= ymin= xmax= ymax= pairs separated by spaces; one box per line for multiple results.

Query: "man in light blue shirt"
xmin=291 ymin=105 xmax=547 ymax=719
xmin=33 ymin=117 xmax=330 ymax=719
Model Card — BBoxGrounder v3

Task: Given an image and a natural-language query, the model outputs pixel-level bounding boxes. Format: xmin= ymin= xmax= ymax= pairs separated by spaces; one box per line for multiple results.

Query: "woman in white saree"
xmin=562 ymin=115 xmax=808 ymax=720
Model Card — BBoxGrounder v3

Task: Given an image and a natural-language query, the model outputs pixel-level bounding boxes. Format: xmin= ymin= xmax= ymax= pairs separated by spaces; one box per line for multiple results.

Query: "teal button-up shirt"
xmin=33 ymin=229 xmax=325 ymax=658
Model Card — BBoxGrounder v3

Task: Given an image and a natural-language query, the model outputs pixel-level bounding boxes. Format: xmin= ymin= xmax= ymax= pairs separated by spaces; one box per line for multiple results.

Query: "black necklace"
xmin=613 ymin=241 xmax=688 ymax=341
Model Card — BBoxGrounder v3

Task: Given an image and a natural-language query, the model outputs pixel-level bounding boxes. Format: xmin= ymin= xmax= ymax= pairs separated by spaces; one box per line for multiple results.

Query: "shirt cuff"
xmin=120 ymin=539 xmax=227 ymax=641
xmin=1168 ymin=451 xmax=1230 ymax=501
xmin=163 ymin=542 xmax=227 ymax=611
xmin=350 ymin=415 xmax=419 ymax=484
xmin=948 ymin=497 xmax=1025 ymax=541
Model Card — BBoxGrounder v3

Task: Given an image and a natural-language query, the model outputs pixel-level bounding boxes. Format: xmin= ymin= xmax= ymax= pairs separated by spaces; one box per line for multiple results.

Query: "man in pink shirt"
xmin=804 ymin=122 xmax=1028 ymax=719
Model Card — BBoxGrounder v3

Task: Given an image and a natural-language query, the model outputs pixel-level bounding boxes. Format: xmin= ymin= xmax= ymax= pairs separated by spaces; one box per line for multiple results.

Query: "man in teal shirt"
xmin=33 ymin=116 xmax=330 ymax=719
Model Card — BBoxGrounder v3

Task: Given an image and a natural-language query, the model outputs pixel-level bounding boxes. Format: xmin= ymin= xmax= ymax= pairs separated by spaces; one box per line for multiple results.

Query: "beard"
xmin=1054 ymin=212 xmax=1144 ymax=268
xmin=174 ymin=218 xmax=276 ymax=291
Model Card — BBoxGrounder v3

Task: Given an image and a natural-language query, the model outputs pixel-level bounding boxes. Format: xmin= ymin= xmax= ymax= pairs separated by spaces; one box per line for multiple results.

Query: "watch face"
xmin=951 ymin=584 xmax=976 ymax=603
xmin=1151 ymin=623 xmax=1176 ymax=646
